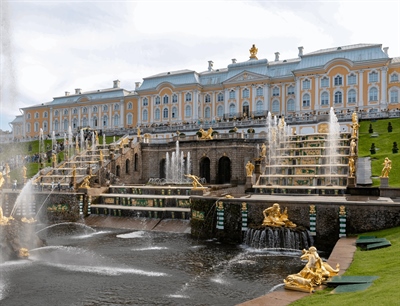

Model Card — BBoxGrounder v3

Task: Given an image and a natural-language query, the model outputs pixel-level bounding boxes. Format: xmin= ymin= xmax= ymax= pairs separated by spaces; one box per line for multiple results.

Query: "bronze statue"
xmin=284 ymin=246 xmax=339 ymax=293
xmin=245 ymin=161 xmax=255 ymax=177
xmin=381 ymin=157 xmax=392 ymax=178
xmin=262 ymin=203 xmax=296 ymax=228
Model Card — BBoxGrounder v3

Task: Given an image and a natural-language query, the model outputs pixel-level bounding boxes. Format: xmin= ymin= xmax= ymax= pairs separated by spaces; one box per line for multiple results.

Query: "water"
xmin=0 ymin=227 xmax=303 ymax=306
xmin=165 ymin=141 xmax=192 ymax=184
xmin=327 ymin=107 xmax=341 ymax=184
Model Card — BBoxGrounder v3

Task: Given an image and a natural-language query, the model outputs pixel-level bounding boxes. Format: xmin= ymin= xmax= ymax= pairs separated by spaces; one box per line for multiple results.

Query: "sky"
xmin=1 ymin=0 xmax=400 ymax=132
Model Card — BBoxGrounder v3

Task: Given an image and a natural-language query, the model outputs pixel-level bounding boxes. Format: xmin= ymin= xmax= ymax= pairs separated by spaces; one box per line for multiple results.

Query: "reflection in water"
xmin=0 ymin=228 xmax=304 ymax=306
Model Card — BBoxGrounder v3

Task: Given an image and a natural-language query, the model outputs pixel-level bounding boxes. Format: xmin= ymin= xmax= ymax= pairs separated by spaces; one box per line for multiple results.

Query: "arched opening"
xmin=134 ymin=153 xmax=139 ymax=171
xmin=116 ymin=165 xmax=121 ymax=177
xmin=217 ymin=156 xmax=231 ymax=184
xmin=160 ymin=159 xmax=166 ymax=179
xmin=125 ymin=159 xmax=130 ymax=174
xmin=199 ymin=157 xmax=211 ymax=183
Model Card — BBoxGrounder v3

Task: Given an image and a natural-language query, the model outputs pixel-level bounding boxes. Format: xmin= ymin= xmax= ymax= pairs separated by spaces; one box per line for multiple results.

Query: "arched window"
xmin=34 ymin=112 xmax=39 ymax=119
xmin=82 ymin=117 xmax=87 ymax=127
xmin=142 ymin=109 xmax=148 ymax=121
xmin=185 ymin=92 xmax=192 ymax=102
xmin=127 ymin=102 xmax=133 ymax=110
xmin=272 ymin=100 xmax=280 ymax=113
xmin=348 ymin=74 xmax=357 ymax=85
xmin=185 ymin=105 xmax=191 ymax=117
xmin=390 ymin=73 xmax=399 ymax=82
xmin=73 ymin=108 xmax=78 ymax=114
xmin=63 ymin=109 xmax=68 ymax=115
xmin=155 ymin=108 xmax=160 ymax=120
xmin=142 ymin=98 xmax=148 ymax=106
xmin=43 ymin=121 xmax=48 ymax=132
xmin=390 ymin=90 xmax=399 ymax=103
xmin=242 ymin=101 xmax=249 ymax=117
xmin=113 ymin=114 xmax=119 ymax=126
xmin=27 ymin=113 xmax=31 ymax=119
xmin=163 ymin=95 xmax=169 ymax=104
xmin=217 ymin=93 xmax=224 ymax=102
xmin=242 ymin=88 xmax=250 ymax=98
xmin=82 ymin=107 xmax=88 ymax=114
xmin=321 ymin=77 xmax=329 ymax=87
xmin=114 ymin=104 xmax=120 ymax=111
xmin=93 ymin=116 xmax=98 ymax=127
xmin=348 ymin=89 xmax=356 ymax=103
xmin=127 ymin=113 xmax=133 ymax=125
xmin=302 ymin=79 xmax=310 ymax=90
xmin=229 ymin=103 xmax=236 ymax=116
xmin=72 ymin=118 xmax=78 ymax=129
xmin=43 ymin=111 xmax=48 ymax=118
xmin=369 ymin=87 xmax=378 ymax=101
xmin=287 ymin=99 xmax=295 ymax=112
xmin=256 ymin=87 xmax=263 ymax=96
xmin=256 ymin=100 xmax=263 ymax=114
xmin=155 ymin=96 xmax=161 ymax=105
xmin=63 ymin=119 xmax=68 ymax=130
xmin=172 ymin=94 xmax=178 ymax=103
xmin=229 ymin=90 xmax=236 ymax=99
xmin=34 ymin=122 xmax=39 ymax=132
xmin=103 ymin=115 xmax=108 ymax=127
xmin=26 ymin=123 xmax=31 ymax=133
xmin=103 ymin=105 xmax=108 ymax=112
xmin=302 ymin=93 xmax=310 ymax=107
xmin=334 ymin=91 xmax=342 ymax=104
xmin=54 ymin=110 xmax=59 ymax=117
xmin=217 ymin=105 xmax=224 ymax=117
xmin=204 ymin=107 xmax=211 ymax=118
xmin=93 ymin=106 xmax=98 ymax=113
xmin=334 ymin=75 xmax=343 ymax=86
xmin=163 ymin=108 xmax=168 ymax=119
xmin=369 ymin=71 xmax=378 ymax=83
xmin=205 ymin=94 xmax=211 ymax=103
xmin=172 ymin=107 xmax=177 ymax=118
xmin=54 ymin=119 xmax=59 ymax=131
xmin=321 ymin=92 xmax=329 ymax=105
xmin=272 ymin=87 xmax=280 ymax=96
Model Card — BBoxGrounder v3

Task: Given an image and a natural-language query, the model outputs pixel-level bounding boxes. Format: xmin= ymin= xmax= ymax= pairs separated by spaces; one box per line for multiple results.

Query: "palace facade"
xmin=10 ymin=43 xmax=400 ymax=139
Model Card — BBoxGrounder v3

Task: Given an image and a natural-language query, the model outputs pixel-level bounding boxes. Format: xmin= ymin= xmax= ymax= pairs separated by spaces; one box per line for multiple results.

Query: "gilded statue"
xmin=198 ymin=128 xmax=213 ymax=140
xmin=0 ymin=207 xmax=9 ymax=225
xmin=284 ymin=246 xmax=340 ymax=293
xmin=137 ymin=127 xmax=141 ymax=137
xmin=262 ymin=203 xmax=296 ymax=228
xmin=5 ymin=163 xmax=10 ymax=178
xmin=80 ymin=175 xmax=91 ymax=189
xmin=185 ymin=174 xmax=204 ymax=189
xmin=351 ymin=112 xmax=360 ymax=138
xmin=52 ymin=153 xmax=57 ymax=164
xmin=0 ymin=173 xmax=5 ymax=188
xmin=381 ymin=157 xmax=392 ymax=178
xmin=99 ymin=150 xmax=103 ymax=162
xmin=348 ymin=157 xmax=355 ymax=177
xmin=350 ymin=139 xmax=356 ymax=155
xmin=261 ymin=143 xmax=267 ymax=157
xmin=249 ymin=44 xmax=258 ymax=60
xmin=245 ymin=161 xmax=255 ymax=177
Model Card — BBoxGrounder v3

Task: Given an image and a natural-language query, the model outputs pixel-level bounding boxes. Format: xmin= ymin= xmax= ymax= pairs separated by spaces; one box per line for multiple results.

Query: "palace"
xmin=10 ymin=43 xmax=400 ymax=139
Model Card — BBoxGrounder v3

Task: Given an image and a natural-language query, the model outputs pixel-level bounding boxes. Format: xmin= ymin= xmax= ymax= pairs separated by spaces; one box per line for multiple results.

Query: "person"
xmin=381 ymin=157 xmax=392 ymax=178
xmin=12 ymin=179 xmax=17 ymax=191
xmin=245 ymin=161 xmax=255 ymax=177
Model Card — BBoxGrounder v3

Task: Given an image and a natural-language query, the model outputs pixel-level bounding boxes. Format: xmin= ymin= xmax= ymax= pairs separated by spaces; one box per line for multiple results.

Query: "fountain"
xmin=254 ymin=109 xmax=350 ymax=194
xmin=165 ymin=141 xmax=191 ymax=184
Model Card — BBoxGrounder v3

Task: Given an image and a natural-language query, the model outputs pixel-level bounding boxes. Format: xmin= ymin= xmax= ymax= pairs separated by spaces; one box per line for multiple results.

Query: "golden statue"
xmin=0 ymin=206 xmax=9 ymax=225
xmin=137 ymin=127 xmax=141 ymax=137
xmin=80 ymin=175 xmax=91 ymax=189
xmin=381 ymin=157 xmax=392 ymax=178
xmin=350 ymin=139 xmax=356 ymax=155
xmin=348 ymin=157 xmax=355 ymax=177
xmin=22 ymin=166 xmax=27 ymax=178
xmin=75 ymin=140 xmax=79 ymax=153
xmin=52 ymin=153 xmax=57 ymax=164
xmin=249 ymin=44 xmax=258 ymax=60
xmin=185 ymin=174 xmax=204 ymax=189
xmin=99 ymin=150 xmax=103 ymax=162
xmin=284 ymin=246 xmax=340 ymax=293
xmin=119 ymin=137 xmax=129 ymax=148
xmin=351 ymin=112 xmax=360 ymax=138
xmin=0 ymin=172 xmax=5 ymax=189
xmin=262 ymin=203 xmax=296 ymax=228
xmin=261 ymin=143 xmax=267 ymax=157
xmin=198 ymin=128 xmax=213 ymax=140
xmin=72 ymin=165 xmax=76 ymax=179
xmin=5 ymin=163 xmax=10 ymax=178
xmin=245 ymin=161 xmax=255 ymax=177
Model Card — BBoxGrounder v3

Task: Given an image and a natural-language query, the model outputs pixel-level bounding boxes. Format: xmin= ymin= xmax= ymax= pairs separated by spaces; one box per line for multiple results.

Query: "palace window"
xmin=34 ymin=122 xmax=39 ymax=132
xmin=163 ymin=95 xmax=169 ymax=104
xmin=348 ymin=74 xmax=357 ymax=85
xmin=127 ymin=102 xmax=133 ymax=110
xmin=390 ymin=73 xmax=399 ymax=82
xmin=163 ymin=108 xmax=169 ymax=119
xmin=390 ymin=90 xmax=398 ymax=103
xmin=242 ymin=88 xmax=250 ymax=98
xmin=103 ymin=115 xmax=108 ymax=126
xmin=348 ymin=89 xmax=357 ymax=103
xmin=321 ymin=77 xmax=329 ymax=88
xmin=229 ymin=103 xmax=236 ymax=116
xmin=334 ymin=75 xmax=343 ymax=86
xmin=54 ymin=110 xmax=59 ymax=117
xmin=369 ymin=71 xmax=378 ymax=83
xmin=204 ymin=107 xmax=211 ymax=118
xmin=43 ymin=111 xmax=48 ymax=118
xmin=155 ymin=96 xmax=161 ymax=105
xmin=272 ymin=100 xmax=280 ymax=113
xmin=114 ymin=104 xmax=120 ymax=111
xmin=72 ymin=118 xmax=77 ymax=129
xmin=229 ymin=90 xmax=236 ymax=99
xmin=64 ymin=109 xmax=68 ymax=115
xmin=217 ymin=93 xmax=224 ymax=102
xmin=26 ymin=123 xmax=31 ymax=133
xmin=93 ymin=106 xmax=98 ymax=113
xmin=217 ymin=105 xmax=224 ymax=117
xmin=205 ymin=94 xmax=211 ymax=103
xmin=142 ymin=109 xmax=148 ymax=121
xmin=185 ymin=93 xmax=192 ymax=102
xmin=34 ymin=112 xmax=39 ymax=119
xmin=256 ymin=87 xmax=264 ymax=96
xmin=43 ymin=121 xmax=48 ymax=132
xmin=256 ymin=100 xmax=263 ymax=114
xmin=103 ymin=105 xmax=108 ymax=112
xmin=155 ymin=108 xmax=160 ymax=120
xmin=172 ymin=94 xmax=178 ymax=103
xmin=26 ymin=113 xmax=31 ymax=119
xmin=73 ymin=108 xmax=78 ymax=115
xmin=287 ymin=85 xmax=295 ymax=95
xmin=82 ymin=117 xmax=87 ymax=127
xmin=369 ymin=87 xmax=378 ymax=101
xmin=272 ymin=87 xmax=280 ymax=96
xmin=143 ymin=98 xmax=148 ymax=106
xmin=287 ymin=99 xmax=295 ymax=112
xmin=172 ymin=107 xmax=177 ymax=118
xmin=127 ymin=113 xmax=133 ymax=125
xmin=321 ymin=92 xmax=329 ymax=105
xmin=302 ymin=93 xmax=310 ymax=107
xmin=82 ymin=107 xmax=88 ymax=114
xmin=54 ymin=120 xmax=59 ymax=131
xmin=185 ymin=105 xmax=192 ymax=117
xmin=302 ymin=79 xmax=310 ymax=90
xmin=114 ymin=114 xmax=119 ymax=126
xmin=334 ymin=91 xmax=342 ymax=104
xmin=63 ymin=119 xmax=68 ymax=130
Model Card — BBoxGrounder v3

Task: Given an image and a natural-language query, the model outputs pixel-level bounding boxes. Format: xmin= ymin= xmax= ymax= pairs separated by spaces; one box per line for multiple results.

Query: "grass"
xmin=357 ymin=118 xmax=400 ymax=187
xmin=290 ymin=226 xmax=400 ymax=306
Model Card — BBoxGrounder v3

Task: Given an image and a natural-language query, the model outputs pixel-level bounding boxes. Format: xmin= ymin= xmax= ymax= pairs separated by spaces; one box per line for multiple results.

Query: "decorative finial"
xmin=249 ymin=44 xmax=258 ymax=60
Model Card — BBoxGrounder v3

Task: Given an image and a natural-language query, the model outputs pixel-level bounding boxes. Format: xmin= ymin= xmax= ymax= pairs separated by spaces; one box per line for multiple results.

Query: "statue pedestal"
xmin=347 ymin=176 xmax=356 ymax=188
xmin=245 ymin=176 xmax=253 ymax=190
xmin=380 ymin=177 xmax=389 ymax=188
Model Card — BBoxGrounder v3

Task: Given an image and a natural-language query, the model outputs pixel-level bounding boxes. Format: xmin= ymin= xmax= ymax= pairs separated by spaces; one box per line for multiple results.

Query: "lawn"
xmin=357 ymin=118 xmax=400 ymax=187
xmin=290 ymin=226 xmax=400 ymax=306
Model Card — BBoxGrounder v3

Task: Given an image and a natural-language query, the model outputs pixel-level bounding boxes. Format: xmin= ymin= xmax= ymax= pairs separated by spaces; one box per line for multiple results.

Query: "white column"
xmin=224 ymin=89 xmax=229 ymax=116
xmin=314 ymin=75 xmax=319 ymax=111
xmin=281 ymin=84 xmax=286 ymax=115
xmin=78 ymin=107 xmax=81 ymax=129
xmin=49 ymin=107 xmax=53 ymax=132
xmin=358 ymin=70 xmax=364 ymax=109
xmin=193 ymin=91 xmax=198 ymax=120
xmin=88 ymin=106 xmax=92 ymax=128
xmin=178 ymin=92 xmax=182 ymax=121
xmin=295 ymin=77 xmax=301 ymax=112
xmin=119 ymin=99 xmax=124 ymax=128
xmin=381 ymin=67 xmax=388 ymax=107
xmin=109 ymin=104 xmax=112 ymax=129
xmin=264 ymin=84 xmax=270 ymax=112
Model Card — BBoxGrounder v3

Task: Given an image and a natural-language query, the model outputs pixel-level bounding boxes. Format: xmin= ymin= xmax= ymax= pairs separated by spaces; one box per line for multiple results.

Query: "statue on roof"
xmin=249 ymin=44 xmax=258 ymax=60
